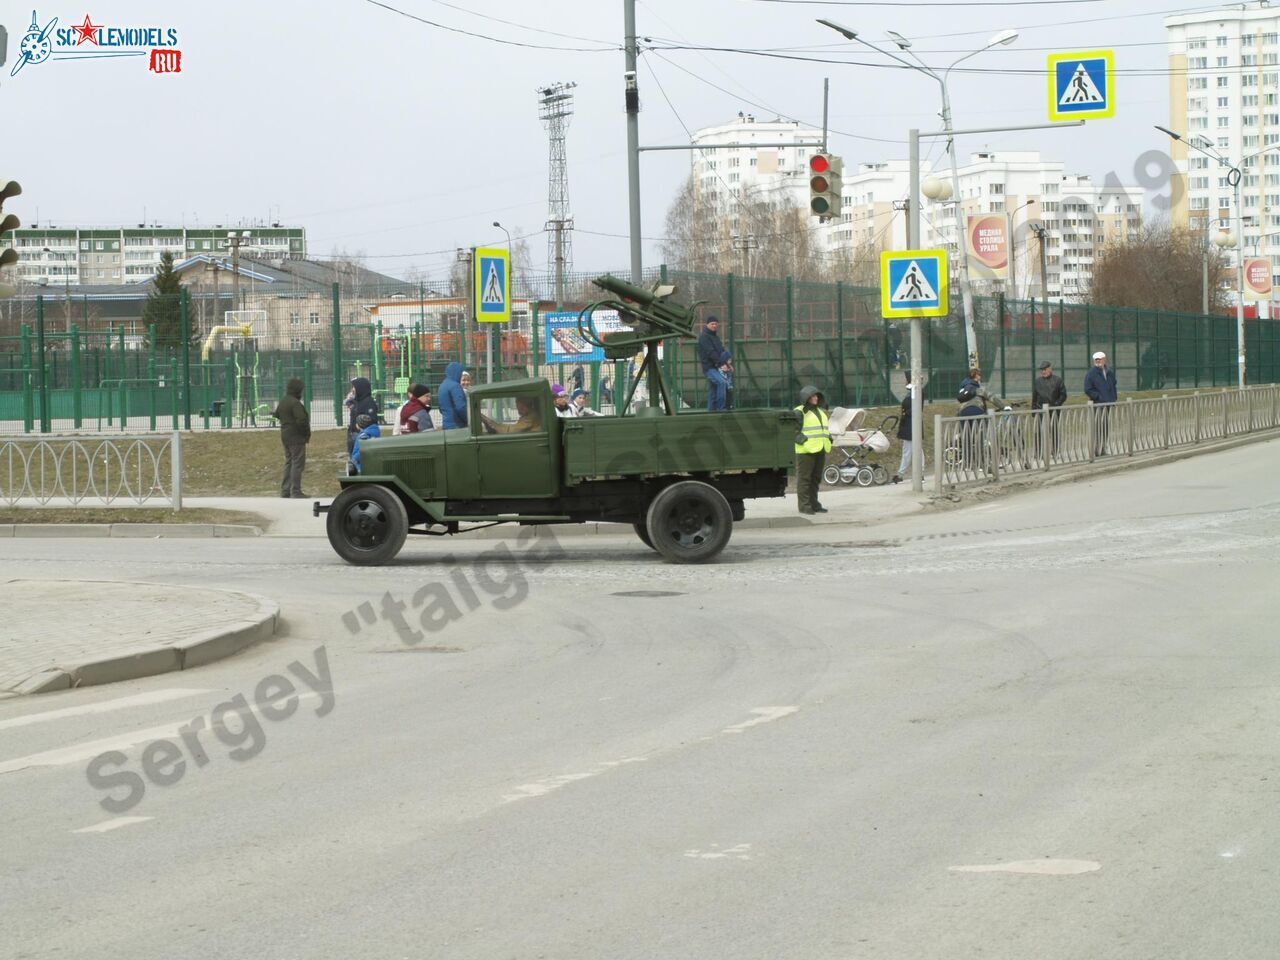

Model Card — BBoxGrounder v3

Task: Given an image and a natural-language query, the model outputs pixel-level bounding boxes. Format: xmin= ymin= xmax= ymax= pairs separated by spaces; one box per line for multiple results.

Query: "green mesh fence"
xmin=2 ymin=275 xmax=1278 ymax=433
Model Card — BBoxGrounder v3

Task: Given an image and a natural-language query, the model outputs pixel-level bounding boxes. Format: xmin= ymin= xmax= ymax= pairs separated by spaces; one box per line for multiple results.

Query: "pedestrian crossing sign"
xmin=474 ymin=246 xmax=510 ymax=323
xmin=1048 ymin=50 xmax=1113 ymax=121
xmin=880 ymin=249 xmax=948 ymax=319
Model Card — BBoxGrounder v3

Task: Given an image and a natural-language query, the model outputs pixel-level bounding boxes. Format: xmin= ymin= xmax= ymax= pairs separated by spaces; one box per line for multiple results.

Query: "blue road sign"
xmin=1048 ymin=50 xmax=1113 ymax=121
xmin=880 ymin=249 xmax=948 ymax=318
xmin=474 ymin=247 xmax=510 ymax=322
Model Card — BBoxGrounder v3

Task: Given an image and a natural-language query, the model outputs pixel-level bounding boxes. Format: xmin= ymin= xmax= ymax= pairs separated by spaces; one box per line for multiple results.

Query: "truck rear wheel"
xmin=633 ymin=521 xmax=656 ymax=550
xmin=327 ymin=484 xmax=409 ymax=565
xmin=645 ymin=480 xmax=732 ymax=563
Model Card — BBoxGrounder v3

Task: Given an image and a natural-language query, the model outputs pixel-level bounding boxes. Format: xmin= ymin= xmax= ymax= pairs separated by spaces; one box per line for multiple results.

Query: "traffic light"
xmin=0 ymin=179 xmax=21 ymax=299
xmin=809 ymin=153 xmax=843 ymax=220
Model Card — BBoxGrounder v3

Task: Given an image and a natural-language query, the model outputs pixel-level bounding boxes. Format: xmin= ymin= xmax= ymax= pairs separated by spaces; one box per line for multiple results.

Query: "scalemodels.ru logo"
xmin=7 ymin=9 xmax=182 ymax=78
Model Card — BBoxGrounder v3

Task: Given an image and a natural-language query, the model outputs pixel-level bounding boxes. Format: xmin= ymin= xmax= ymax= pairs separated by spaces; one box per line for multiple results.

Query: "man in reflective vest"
xmin=794 ymin=384 xmax=832 ymax=514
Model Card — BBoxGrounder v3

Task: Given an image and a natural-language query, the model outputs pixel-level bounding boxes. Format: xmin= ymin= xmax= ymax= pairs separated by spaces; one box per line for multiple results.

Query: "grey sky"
xmin=2 ymin=0 xmax=1201 ymax=280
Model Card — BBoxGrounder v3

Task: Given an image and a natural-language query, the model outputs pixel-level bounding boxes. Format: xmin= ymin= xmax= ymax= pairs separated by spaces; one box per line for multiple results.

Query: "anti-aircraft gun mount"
xmin=575 ymin=274 xmax=705 ymax=416
xmin=316 ymin=275 xmax=795 ymax=565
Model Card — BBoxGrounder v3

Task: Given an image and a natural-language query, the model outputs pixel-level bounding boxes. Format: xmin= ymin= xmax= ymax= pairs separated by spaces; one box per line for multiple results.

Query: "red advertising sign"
xmin=966 ymin=215 xmax=1009 ymax=279
xmin=1244 ymin=257 xmax=1273 ymax=302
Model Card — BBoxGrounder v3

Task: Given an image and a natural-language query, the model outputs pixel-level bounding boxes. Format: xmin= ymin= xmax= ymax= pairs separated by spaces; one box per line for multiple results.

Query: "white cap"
xmin=1092 ymin=351 xmax=1106 ymax=359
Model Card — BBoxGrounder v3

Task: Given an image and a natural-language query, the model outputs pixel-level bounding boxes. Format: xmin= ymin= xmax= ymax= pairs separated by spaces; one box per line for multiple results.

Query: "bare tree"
xmin=1085 ymin=222 xmax=1229 ymax=313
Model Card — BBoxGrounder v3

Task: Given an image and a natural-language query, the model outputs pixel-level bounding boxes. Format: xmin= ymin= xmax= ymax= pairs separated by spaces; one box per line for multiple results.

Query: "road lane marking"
xmin=685 ymin=843 xmax=752 ymax=860
xmin=72 ymin=816 xmax=153 ymax=834
xmin=0 ymin=689 xmax=212 ymax=732
xmin=502 ymin=757 xmax=646 ymax=804
xmin=948 ymin=859 xmax=1101 ymax=875
xmin=721 ymin=706 xmax=799 ymax=734
xmin=0 ymin=692 xmax=319 ymax=775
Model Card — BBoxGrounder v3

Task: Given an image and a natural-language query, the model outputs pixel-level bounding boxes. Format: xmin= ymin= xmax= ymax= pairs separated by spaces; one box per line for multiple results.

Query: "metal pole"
xmin=36 ymin=296 xmax=49 ymax=433
xmin=940 ymin=77 xmax=977 ymax=373
xmin=180 ymin=288 xmax=192 ymax=430
xmin=822 ymin=78 xmax=829 ymax=152
xmin=624 ymin=0 xmax=643 ymax=284
xmin=1235 ymin=176 xmax=1247 ymax=387
xmin=1202 ymin=248 xmax=1209 ymax=316
xmin=331 ymin=281 xmax=342 ymax=426
xmin=908 ymin=128 xmax=924 ymax=492
xmin=554 ymin=222 xmax=565 ymax=310
xmin=1007 ymin=209 xmax=1017 ymax=302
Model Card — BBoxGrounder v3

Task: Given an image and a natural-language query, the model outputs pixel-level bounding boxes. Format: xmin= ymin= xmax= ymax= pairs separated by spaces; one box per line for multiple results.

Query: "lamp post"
xmin=819 ymin=20 xmax=1018 ymax=374
xmin=1154 ymin=125 xmax=1280 ymax=387
xmin=1007 ymin=199 xmax=1037 ymax=301
xmin=490 ymin=221 xmax=512 ymax=384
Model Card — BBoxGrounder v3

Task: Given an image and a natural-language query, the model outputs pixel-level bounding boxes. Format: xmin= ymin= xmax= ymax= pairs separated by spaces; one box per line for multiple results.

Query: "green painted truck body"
xmin=345 ymin=378 xmax=794 ymax=527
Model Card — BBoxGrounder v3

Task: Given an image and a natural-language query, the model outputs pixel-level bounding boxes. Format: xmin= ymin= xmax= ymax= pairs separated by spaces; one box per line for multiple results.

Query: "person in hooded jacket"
xmin=345 ymin=377 xmax=379 ymax=455
xmin=438 ymin=361 xmax=469 ymax=429
xmin=794 ymin=384 xmax=833 ymax=515
xmin=272 ymin=378 xmax=311 ymax=498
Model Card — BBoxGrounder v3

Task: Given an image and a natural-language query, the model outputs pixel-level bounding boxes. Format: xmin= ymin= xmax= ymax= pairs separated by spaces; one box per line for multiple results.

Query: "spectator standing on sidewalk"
xmin=698 ymin=315 xmax=733 ymax=411
xmin=1084 ymin=350 xmax=1118 ymax=455
xmin=794 ymin=384 xmax=832 ymax=514
xmin=398 ymin=383 xmax=434 ymax=433
xmin=438 ymin=362 xmax=469 ymax=429
xmin=892 ymin=372 xmax=921 ymax=483
xmin=272 ymin=377 xmax=311 ymax=498
xmin=1031 ymin=360 xmax=1067 ymax=458
xmin=345 ymin=377 xmax=378 ymax=456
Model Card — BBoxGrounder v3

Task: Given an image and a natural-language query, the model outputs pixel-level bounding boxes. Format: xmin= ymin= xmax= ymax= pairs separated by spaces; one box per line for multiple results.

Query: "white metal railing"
xmin=933 ymin=386 xmax=1280 ymax=493
xmin=0 ymin=433 xmax=182 ymax=508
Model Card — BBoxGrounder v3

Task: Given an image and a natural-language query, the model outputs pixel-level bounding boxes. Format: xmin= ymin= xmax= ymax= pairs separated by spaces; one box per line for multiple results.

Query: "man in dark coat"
xmin=1084 ymin=350 xmax=1118 ymax=455
xmin=1031 ymin=360 xmax=1067 ymax=459
xmin=345 ymin=377 xmax=379 ymax=455
xmin=697 ymin=315 xmax=733 ymax=411
xmin=273 ymin=378 xmax=311 ymax=498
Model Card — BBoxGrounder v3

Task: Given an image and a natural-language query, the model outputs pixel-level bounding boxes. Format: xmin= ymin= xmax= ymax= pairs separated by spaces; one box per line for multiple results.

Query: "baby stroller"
xmin=823 ymin=407 xmax=898 ymax=486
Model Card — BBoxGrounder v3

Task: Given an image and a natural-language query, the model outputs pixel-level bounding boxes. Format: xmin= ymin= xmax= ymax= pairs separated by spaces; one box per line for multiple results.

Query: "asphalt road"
xmin=3 ymin=440 xmax=1278 ymax=960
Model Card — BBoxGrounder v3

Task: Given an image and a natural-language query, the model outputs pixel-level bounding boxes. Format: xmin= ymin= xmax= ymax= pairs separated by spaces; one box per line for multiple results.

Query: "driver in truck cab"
xmin=481 ymin=396 xmax=543 ymax=434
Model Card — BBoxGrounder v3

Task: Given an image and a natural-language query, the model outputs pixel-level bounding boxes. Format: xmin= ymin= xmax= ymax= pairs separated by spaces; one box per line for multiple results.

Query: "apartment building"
xmin=838 ymin=152 xmax=1142 ymax=300
xmin=0 ymin=225 xmax=306 ymax=286
xmin=1167 ymin=3 xmax=1280 ymax=292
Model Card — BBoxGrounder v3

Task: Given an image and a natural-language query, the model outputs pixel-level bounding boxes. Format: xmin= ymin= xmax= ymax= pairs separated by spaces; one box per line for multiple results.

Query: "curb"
xmin=3 ymin=523 xmax=262 ymax=539
xmin=12 ymin=588 xmax=281 ymax=695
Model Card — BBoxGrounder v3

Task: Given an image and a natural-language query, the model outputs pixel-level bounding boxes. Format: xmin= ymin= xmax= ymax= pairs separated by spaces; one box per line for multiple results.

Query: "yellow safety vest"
xmin=794 ymin=404 xmax=832 ymax=455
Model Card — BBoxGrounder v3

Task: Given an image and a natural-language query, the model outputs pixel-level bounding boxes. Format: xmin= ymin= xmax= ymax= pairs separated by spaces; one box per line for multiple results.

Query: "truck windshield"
xmin=478 ymin=396 xmax=544 ymax=435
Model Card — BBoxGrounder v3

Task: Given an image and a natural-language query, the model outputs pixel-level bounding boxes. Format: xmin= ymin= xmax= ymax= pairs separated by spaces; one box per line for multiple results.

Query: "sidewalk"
xmin=0 ymin=580 xmax=279 ymax=697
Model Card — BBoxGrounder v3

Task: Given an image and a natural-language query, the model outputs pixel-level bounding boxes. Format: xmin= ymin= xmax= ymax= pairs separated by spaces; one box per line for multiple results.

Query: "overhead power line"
xmin=363 ymin=0 xmax=619 ymax=52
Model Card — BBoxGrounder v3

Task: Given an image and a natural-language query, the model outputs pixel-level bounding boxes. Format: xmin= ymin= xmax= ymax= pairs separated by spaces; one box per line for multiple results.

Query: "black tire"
xmin=871 ymin=465 xmax=889 ymax=485
xmin=633 ymin=521 xmax=656 ymax=550
xmin=855 ymin=466 xmax=875 ymax=487
xmin=644 ymin=480 xmax=733 ymax=564
xmin=822 ymin=465 xmax=842 ymax=486
xmin=326 ymin=484 xmax=409 ymax=565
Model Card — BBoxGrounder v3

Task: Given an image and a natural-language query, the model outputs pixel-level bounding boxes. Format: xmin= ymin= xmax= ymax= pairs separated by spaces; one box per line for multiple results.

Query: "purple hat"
xmin=550 ymin=383 xmax=566 ymax=395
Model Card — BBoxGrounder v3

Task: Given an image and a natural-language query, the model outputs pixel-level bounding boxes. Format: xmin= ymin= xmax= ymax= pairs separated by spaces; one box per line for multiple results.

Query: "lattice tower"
xmin=538 ymin=82 xmax=577 ymax=280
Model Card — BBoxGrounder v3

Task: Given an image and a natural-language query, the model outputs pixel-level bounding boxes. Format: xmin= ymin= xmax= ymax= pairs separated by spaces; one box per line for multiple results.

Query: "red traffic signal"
xmin=808 ymin=153 xmax=843 ymax=219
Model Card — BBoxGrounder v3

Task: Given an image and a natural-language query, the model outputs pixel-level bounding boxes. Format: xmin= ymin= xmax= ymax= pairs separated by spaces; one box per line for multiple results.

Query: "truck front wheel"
xmin=644 ymin=480 xmax=733 ymax=563
xmin=327 ymin=484 xmax=409 ymax=565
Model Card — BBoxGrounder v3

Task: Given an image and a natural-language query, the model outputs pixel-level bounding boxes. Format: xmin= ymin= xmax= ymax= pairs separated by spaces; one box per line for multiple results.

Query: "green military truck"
xmin=316 ymin=277 xmax=796 ymax=564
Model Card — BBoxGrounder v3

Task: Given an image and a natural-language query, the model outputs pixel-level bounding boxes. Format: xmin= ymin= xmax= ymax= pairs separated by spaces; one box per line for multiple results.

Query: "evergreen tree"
xmin=144 ymin=251 xmax=185 ymax=347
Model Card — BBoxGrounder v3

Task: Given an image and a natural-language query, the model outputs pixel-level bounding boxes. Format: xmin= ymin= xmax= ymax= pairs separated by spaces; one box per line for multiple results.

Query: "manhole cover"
xmin=610 ymin=590 xmax=686 ymax=598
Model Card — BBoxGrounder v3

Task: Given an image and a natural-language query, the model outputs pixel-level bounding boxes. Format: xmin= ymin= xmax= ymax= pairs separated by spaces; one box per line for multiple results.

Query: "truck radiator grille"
xmin=383 ymin=457 xmax=436 ymax=491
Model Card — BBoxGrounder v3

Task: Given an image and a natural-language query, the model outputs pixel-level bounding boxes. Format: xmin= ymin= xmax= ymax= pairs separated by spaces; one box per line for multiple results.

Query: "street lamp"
xmin=1008 ymin=198 xmax=1037 ymax=301
xmin=1154 ymin=124 xmax=1280 ymax=387
xmin=819 ymin=20 xmax=1019 ymax=374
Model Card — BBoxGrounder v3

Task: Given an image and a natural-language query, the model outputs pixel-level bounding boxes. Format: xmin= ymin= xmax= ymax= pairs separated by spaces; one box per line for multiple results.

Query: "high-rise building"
xmin=0 ymin=224 xmax=306 ymax=286
xmin=690 ymin=114 xmax=824 ymax=234
xmin=1166 ymin=3 xmax=1280 ymax=285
